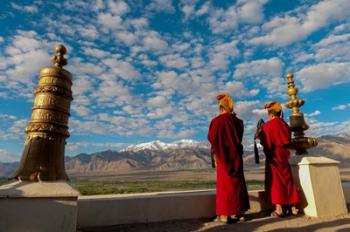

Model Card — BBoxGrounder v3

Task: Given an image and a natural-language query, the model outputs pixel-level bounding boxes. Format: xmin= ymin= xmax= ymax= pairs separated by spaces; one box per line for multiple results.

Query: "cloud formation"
xmin=0 ymin=0 xmax=349 ymax=156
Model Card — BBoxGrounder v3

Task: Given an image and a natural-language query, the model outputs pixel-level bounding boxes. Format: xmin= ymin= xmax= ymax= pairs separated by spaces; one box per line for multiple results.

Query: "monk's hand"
xmin=228 ymin=164 xmax=235 ymax=176
xmin=211 ymin=154 xmax=217 ymax=168
xmin=228 ymin=158 xmax=240 ymax=176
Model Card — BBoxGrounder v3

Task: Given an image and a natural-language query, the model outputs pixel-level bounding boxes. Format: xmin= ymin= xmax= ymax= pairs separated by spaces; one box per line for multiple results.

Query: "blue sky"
xmin=0 ymin=0 xmax=350 ymax=161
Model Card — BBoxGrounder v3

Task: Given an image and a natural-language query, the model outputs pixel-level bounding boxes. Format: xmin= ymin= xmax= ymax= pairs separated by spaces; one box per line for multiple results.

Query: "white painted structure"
xmin=291 ymin=156 xmax=348 ymax=217
xmin=0 ymin=181 xmax=79 ymax=232
xmin=77 ymin=189 xmax=272 ymax=229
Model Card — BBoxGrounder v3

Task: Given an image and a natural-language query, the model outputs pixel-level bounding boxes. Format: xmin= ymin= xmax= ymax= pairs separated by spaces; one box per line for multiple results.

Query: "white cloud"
xmin=147 ymin=105 xmax=173 ymax=119
xmin=102 ymin=58 xmax=140 ymax=80
xmin=181 ymin=4 xmax=195 ymax=20
xmin=235 ymin=57 xmax=282 ymax=78
xmin=209 ymin=6 xmax=238 ymax=34
xmin=252 ymin=108 xmax=266 ymax=117
xmin=147 ymin=95 xmax=169 ymax=108
xmin=72 ymin=75 xmax=93 ymax=96
xmin=223 ymin=81 xmax=259 ymax=98
xmin=237 ymin=0 xmax=268 ymax=24
xmin=0 ymin=117 xmax=27 ymax=141
xmin=235 ymin=100 xmax=261 ymax=119
xmin=78 ymin=25 xmax=98 ymax=40
xmin=129 ymin=17 xmax=149 ymax=29
xmin=332 ymin=103 xmax=350 ymax=111
xmin=209 ymin=40 xmax=239 ymax=70
xmin=158 ymin=128 xmax=196 ymax=139
xmin=69 ymin=58 xmax=105 ymax=77
xmin=208 ymin=0 xmax=268 ymax=34
xmin=333 ymin=22 xmax=350 ymax=34
xmin=315 ymin=33 xmax=350 ymax=47
xmin=143 ymin=33 xmax=168 ymax=51
xmin=138 ymin=53 xmax=158 ymax=67
xmin=148 ymin=0 xmax=175 ymax=13
xmin=310 ymin=31 xmax=350 ymax=63
xmin=108 ymin=0 xmax=129 ymax=15
xmin=307 ymin=118 xmax=350 ymax=137
xmin=0 ymin=31 xmax=52 ymax=98
xmin=195 ymin=2 xmax=210 ymax=16
xmin=69 ymin=119 xmax=110 ymax=135
xmin=0 ymin=149 xmax=20 ymax=162
xmin=296 ymin=62 xmax=350 ymax=92
xmin=305 ymin=110 xmax=321 ymax=117
xmin=160 ymin=54 xmax=188 ymax=69
xmin=11 ymin=3 xmax=38 ymax=13
xmin=0 ymin=114 xmax=17 ymax=121
xmin=98 ymin=13 xmax=123 ymax=30
xmin=66 ymin=141 xmax=129 ymax=153
xmin=180 ymin=0 xmax=199 ymax=20
xmin=72 ymin=105 xmax=91 ymax=117
xmin=92 ymin=79 xmax=134 ymax=105
xmin=315 ymin=44 xmax=350 ymax=63
xmin=82 ymin=47 xmax=111 ymax=59
xmin=154 ymin=71 xmax=178 ymax=89
xmin=234 ymin=57 xmax=283 ymax=93
xmin=250 ymin=0 xmax=350 ymax=47
xmin=115 ymin=31 xmax=137 ymax=46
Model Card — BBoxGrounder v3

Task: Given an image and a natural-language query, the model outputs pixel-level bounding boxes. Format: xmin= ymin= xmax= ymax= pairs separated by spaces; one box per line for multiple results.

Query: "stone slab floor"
xmin=78 ymin=210 xmax=350 ymax=232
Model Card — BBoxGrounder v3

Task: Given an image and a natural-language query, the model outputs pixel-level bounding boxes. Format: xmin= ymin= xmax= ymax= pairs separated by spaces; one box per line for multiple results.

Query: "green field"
xmin=70 ymin=179 xmax=264 ymax=195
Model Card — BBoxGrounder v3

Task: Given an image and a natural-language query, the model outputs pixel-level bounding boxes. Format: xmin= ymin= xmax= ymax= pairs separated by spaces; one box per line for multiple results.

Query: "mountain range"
xmin=1 ymin=135 xmax=350 ymax=177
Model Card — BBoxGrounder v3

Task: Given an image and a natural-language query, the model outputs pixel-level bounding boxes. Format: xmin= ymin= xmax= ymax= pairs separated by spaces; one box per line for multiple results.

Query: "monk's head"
xmin=216 ymin=93 xmax=234 ymax=113
xmin=264 ymin=101 xmax=282 ymax=119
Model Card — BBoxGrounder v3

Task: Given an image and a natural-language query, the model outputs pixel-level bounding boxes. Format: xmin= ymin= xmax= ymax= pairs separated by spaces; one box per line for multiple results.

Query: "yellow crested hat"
xmin=216 ymin=93 xmax=234 ymax=112
xmin=264 ymin=101 xmax=282 ymax=112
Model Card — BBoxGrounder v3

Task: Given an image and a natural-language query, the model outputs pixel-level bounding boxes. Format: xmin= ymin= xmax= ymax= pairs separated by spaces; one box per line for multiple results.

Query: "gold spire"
xmin=285 ymin=72 xmax=305 ymax=116
xmin=284 ymin=72 xmax=317 ymax=155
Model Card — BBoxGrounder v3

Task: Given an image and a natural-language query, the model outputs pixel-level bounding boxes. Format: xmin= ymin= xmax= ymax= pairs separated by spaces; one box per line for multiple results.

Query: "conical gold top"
xmin=12 ymin=44 xmax=73 ymax=181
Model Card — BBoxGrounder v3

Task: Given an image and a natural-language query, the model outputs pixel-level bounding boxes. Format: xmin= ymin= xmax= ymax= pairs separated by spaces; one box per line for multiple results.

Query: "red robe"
xmin=260 ymin=117 xmax=299 ymax=205
xmin=208 ymin=112 xmax=250 ymax=216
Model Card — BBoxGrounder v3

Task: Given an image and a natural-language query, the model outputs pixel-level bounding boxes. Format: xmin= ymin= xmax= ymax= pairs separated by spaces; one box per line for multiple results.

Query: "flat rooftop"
xmin=79 ymin=206 xmax=350 ymax=232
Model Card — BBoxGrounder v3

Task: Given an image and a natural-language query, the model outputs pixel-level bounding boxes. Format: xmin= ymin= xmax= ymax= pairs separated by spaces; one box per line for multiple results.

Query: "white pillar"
xmin=290 ymin=156 xmax=348 ymax=217
xmin=0 ymin=181 xmax=79 ymax=232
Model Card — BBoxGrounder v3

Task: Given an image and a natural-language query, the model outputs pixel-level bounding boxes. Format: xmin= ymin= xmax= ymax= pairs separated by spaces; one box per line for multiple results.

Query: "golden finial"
xmin=51 ymin=44 xmax=67 ymax=68
xmin=285 ymin=72 xmax=305 ymax=116
xmin=284 ymin=72 xmax=317 ymax=155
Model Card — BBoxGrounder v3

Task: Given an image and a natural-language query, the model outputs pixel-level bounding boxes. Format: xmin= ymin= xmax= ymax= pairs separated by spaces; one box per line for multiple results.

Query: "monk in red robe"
xmin=259 ymin=101 xmax=299 ymax=217
xmin=208 ymin=93 xmax=250 ymax=223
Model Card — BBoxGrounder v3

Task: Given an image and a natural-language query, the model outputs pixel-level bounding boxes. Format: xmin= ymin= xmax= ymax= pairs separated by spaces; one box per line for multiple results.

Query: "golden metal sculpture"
xmin=285 ymin=72 xmax=317 ymax=155
xmin=12 ymin=44 xmax=73 ymax=181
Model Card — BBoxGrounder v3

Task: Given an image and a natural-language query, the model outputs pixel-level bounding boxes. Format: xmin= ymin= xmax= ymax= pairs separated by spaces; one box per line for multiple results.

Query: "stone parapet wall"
xmin=77 ymin=189 xmax=273 ymax=229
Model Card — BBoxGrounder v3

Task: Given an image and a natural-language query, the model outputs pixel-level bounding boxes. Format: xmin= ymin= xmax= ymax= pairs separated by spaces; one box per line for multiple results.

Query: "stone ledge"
xmin=0 ymin=180 xmax=79 ymax=198
xmin=77 ymin=183 xmax=350 ymax=229
xmin=0 ymin=181 xmax=79 ymax=232
xmin=77 ymin=189 xmax=272 ymax=228
xmin=79 ymin=189 xmax=215 ymax=200
xmin=290 ymin=155 xmax=340 ymax=165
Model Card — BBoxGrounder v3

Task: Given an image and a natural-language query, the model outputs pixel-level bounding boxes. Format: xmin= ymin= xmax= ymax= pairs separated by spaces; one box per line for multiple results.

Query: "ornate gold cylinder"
xmin=12 ymin=45 xmax=73 ymax=181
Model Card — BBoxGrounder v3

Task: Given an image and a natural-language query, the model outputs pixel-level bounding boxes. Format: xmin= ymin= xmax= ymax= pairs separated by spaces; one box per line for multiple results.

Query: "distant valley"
xmin=1 ymin=135 xmax=350 ymax=178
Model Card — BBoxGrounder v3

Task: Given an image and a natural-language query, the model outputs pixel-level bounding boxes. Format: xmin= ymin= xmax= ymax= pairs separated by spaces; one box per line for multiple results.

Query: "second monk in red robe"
xmin=259 ymin=101 xmax=299 ymax=217
xmin=208 ymin=93 xmax=250 ymax=223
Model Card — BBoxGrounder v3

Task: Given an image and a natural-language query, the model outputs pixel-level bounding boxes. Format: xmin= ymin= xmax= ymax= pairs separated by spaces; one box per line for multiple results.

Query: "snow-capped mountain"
xmin=120 ymin=139 xmax=210 ymax=152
